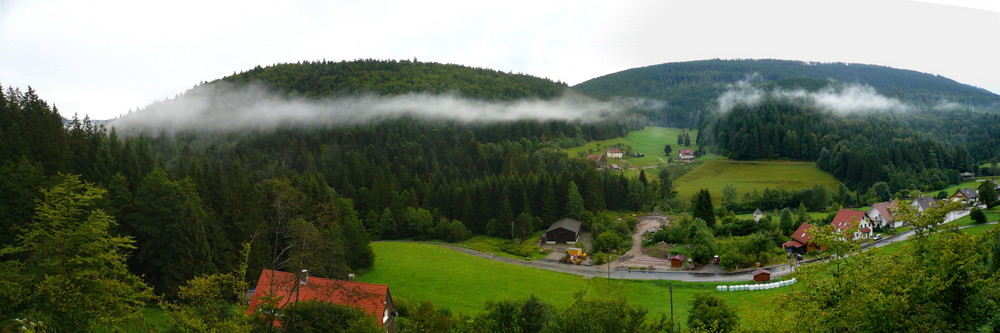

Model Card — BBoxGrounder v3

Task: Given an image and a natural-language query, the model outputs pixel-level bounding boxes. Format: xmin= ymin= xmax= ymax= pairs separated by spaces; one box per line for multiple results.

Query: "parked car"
xmin=873 ymin=234 xmax=883 ymax=241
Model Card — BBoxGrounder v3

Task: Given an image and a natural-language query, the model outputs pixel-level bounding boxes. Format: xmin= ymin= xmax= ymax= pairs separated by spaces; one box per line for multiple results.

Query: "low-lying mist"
xmin=111 ymin=82 xmax=639 ymax=135
xmin=716 ymin=81 xmax=912 ymax=114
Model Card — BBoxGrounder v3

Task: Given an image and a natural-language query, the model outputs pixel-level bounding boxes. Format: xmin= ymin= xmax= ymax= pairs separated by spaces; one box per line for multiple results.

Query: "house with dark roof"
xmin=951 ymin=188 xmax=979 ymax=206
xmin=544 ymin=218 xmax=582 ymax=244
xmin=910 ymin=196 xmax=939 ymax=212
xmin=831 ymin=209 xmax=872 ymax=239
xmin=605 ymin=147 xmax=623 ymax=159
xmin=248 ymin=269 xmax=396 ymax=332
xmin=867 ymin=201 xmax=898 ymax=228
xmin=783 ymin=222 xmax=816 ymax=254
xmin=678 ymin=149 xmax=694 ymax=162
xmin=585 ymin=154 xmax=607 ymax=169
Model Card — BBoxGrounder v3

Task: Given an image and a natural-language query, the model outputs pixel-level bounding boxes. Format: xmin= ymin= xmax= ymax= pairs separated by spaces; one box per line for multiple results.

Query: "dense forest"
xmin=0 ymin=60 xmax=662 ymax=330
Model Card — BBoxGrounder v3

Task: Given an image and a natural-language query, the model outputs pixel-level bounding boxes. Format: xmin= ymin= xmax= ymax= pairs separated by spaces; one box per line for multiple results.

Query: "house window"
xmin=383 ymin=308 xmax=389 ymax=323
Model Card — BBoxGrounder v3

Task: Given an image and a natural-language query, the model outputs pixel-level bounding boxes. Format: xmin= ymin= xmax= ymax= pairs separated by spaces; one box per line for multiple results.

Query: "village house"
xmin=911 ymin=196 xmax=939 ymax=212
xmin=585 ymin=154 xmax=607 ymax=169
xmin=248 ymin=269 xmax=397 ymax=332
xmin=831 ymin=209 xmax=872 ymax=239
xmin=678 ymin=149 xmax=694 ymax=162
xmin=782 ymin=222 xmax=816 ymax=254
xmin=752 ymin=208 xmax=764 ymax=222
xmin=605 ymin=147 xmax=624 ymax=159
xmin=951 ymin=188 xmax=979 ymax=206
xmin=867 ymin=201 xmax=899 ymax=228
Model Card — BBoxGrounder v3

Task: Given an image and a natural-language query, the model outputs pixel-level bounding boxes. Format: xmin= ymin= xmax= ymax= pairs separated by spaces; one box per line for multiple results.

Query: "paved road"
xmin=387 ymin=221 xmax=997 ymax=283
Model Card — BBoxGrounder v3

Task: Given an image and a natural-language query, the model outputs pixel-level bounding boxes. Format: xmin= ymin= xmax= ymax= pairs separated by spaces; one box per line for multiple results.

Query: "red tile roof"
xmin=606 ymin=148 xmax=622 ymax=153
xmin=791 ymin=222 xmax=813 ymax=244
xmin=247 ymin=269 xmax=391 ymax=328
xmin=782 ymin=240 xmax=804 ymax=248
xmin=679 ymin=149 xmax=694 ymax=155
xmin=860 ymin=227 xmax=871 ymax=233
xmin=831 ymin=209 xmax=867 ymax=231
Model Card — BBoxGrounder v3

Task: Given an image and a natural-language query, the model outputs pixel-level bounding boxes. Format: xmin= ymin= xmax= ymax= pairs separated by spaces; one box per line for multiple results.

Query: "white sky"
xmin=1 ymin=0 xmax=998 ymax=120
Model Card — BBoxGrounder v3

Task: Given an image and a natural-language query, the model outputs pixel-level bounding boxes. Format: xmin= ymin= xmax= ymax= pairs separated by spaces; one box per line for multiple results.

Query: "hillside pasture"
xmin=359 ymin=242 xmax=785 ymax=327
xmin=673 ymin=159 xmax=840 ymax=204
xmin=563 ymin=126 xmax=697 ymax=168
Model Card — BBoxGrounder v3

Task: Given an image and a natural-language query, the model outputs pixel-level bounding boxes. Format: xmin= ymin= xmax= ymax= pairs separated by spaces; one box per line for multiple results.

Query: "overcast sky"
xmin=1 ymin=0 xmax=998 ymax=120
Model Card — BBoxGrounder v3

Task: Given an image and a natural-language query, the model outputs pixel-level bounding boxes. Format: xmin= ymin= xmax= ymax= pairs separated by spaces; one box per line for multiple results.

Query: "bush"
xmin=971 ymin=208 xmax=987 ymax=224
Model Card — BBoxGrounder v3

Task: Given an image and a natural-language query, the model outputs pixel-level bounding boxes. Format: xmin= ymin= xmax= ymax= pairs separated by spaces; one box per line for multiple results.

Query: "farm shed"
xmin=752 ymin=269 xmax=771 ymax=282
xmin=545 ymin=218 xmax=582 ymax=244
xmin=670 ymin=254 xmax=688 ymax=267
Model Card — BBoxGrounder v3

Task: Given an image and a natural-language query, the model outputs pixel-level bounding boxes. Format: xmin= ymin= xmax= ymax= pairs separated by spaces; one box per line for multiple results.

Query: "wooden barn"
xmin=752 ymin=269 xmax=771 ymax=282
xmin=545 ymin=218 xmax=582 ymax=244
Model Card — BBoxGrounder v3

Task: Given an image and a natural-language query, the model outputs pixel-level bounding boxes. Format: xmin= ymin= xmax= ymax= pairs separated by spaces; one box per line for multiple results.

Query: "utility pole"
xmin=669 ymin=284 xmax=675 ymax=332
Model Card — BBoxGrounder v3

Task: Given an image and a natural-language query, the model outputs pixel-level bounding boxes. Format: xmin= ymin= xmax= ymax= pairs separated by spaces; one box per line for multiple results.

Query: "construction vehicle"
xmin=559 ymin=247 xmax=588 ymax=265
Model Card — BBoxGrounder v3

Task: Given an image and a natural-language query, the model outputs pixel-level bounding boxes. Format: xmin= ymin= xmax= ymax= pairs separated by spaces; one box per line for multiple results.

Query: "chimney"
xmin=347 ymin=273 xmax=356 ymax=282
xmin=300 ymin=269 xmax=309 ymax=285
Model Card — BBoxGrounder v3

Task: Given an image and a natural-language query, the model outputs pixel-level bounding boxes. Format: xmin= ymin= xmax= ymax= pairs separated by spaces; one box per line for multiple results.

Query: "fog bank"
xmin=112 ymin=82 xmax=636 ymax=135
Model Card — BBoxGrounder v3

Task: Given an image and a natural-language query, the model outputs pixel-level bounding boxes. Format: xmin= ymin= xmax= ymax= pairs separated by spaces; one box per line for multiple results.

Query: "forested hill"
xmin=574 ymin=59 xmax=1000 ymax=127
xmin=1 ymin=59 xmax=651 ymax=316
xmin=218 ymin=59 xmax=569 ymax=100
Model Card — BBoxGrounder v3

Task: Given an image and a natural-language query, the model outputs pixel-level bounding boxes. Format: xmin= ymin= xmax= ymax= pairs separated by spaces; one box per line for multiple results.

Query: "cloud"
xmin=716 ymin=82 xmax=911 ymax=114
xmin=111 ymin=82 xmax=636 ymax=135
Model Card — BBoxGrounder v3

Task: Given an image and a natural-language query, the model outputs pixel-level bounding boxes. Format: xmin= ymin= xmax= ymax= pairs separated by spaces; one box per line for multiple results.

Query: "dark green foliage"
xmin=546 ymin=293 xmax=665 ymax=333
xmin=0 ymin=157 xmax=45 ymax=246
xmin=970 ymin=208 xmax=987 ymax=224
xmin=691 ymin=189 xmax=715 ymax=226
xmin=279 ymin=300 xmax=381 ymax=333
xmin=978 ymin=181 xmax=999 ymax=208
xmin=687 ymin=292 xmax=738 ymax=333
xmin=223 ymin=59 xmax=569 ymax=101
xmin=663 ymin=145 xmax=672 ymax=156
xmin=476 ymin=295 xmax=552 ymax=333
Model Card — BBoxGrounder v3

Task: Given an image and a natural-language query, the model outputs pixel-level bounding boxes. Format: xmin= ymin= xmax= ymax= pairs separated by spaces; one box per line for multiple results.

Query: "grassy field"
xmin=563 ymin=126 xmax=697 ymax=168
xmin=673 ymin=159 xmax=840 ymax=204
xmin=358 ymin=242 xmax=785 ymax=327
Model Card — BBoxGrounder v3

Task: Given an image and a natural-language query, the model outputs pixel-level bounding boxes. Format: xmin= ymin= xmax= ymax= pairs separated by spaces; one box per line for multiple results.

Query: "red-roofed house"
xmin=831 ymin=209 xmax=872 ymax=239
xmin=678 ymin=149 xmax=694 ymax=162
xmin=783 ymin=222 xmax=816 ymax=254
xmin=247 ymin=269 xmax=397 ymax=332
xmin=867 ymin=201 xmax=899 ymax=228
xmin=605 ymin=147 xmax=624 ymax=159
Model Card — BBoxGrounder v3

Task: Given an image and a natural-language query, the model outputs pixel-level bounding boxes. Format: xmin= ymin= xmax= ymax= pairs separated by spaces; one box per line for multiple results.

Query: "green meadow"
xmin=673 ymin=159 xmax=840 ymax=204
xmin=563 ymin=126 xmax=698 ymax=168
xmin=358 ymin=242 xmax=785 ymax=327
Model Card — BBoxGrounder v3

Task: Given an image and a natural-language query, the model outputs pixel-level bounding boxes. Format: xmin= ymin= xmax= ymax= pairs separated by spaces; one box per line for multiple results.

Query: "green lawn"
xmin=359 ymin=242 xmax=784 ymax=327
xmin=673 ymin=159 xmax=840 ymax=204
xmin=564 ymin=126 xmax=697 ymax=168
xmin=942 ymin=211 xmax=1000 ymax=228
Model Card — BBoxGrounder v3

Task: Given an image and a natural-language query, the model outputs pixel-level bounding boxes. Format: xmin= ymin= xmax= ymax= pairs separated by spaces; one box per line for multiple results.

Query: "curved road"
xmin=394 ymin=221 xmax=996 ymax=283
